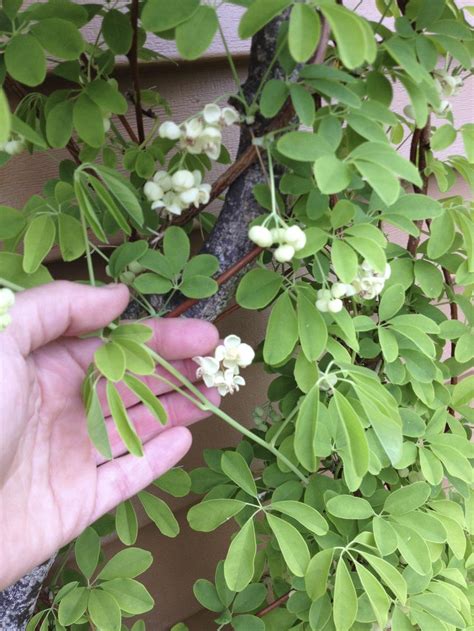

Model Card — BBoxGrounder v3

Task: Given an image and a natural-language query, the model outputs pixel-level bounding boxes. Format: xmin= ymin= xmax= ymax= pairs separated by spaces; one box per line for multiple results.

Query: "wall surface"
xmin=1 ymin=2 xmax=472 ymax=629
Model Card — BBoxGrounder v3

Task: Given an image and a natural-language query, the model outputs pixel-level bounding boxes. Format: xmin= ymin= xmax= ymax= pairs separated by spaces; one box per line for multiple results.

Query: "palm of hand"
xmin=0 ymin=282 xmax=219 ymax=589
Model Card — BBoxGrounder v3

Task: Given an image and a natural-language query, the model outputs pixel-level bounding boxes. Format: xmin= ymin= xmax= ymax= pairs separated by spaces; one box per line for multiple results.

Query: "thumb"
xmin=7 ymin=281 xmax=130 ymax=355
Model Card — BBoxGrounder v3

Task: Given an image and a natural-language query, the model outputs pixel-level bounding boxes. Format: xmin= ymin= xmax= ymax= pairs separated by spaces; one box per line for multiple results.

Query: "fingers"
xmin=98 ymin=384 xmax=220 ymax=463
xmin=92 ymin=427 xmax=192 ymax=520
xmin=8 ymin=281 xmax=130 ymax=356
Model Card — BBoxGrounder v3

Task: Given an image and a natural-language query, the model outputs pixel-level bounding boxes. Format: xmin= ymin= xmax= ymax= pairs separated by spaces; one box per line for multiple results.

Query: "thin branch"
xmin=127 ymin=0 xmax=145 ymax=143
xmin=256 ymin=591 xmax=292 ymax=617
xmin=118 ymin=114 xmax=139 ymax=144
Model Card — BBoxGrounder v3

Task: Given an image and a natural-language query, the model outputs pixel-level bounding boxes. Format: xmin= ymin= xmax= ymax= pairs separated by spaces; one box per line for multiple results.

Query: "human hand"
xmin=0 ymin=281 xmax=220 ymax=589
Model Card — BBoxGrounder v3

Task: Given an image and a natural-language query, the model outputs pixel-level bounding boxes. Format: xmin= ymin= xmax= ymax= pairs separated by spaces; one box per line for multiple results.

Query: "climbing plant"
xmin=0 ymin=0 xmax=473 ymax=629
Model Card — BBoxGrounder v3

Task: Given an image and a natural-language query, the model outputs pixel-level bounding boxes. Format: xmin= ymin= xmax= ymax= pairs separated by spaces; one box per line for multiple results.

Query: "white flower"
xmin=221 ymin=107 xmax=240 ymax=126
xmin=331 ymin=282 xmax=352 ymax=299
xmin=179 ymin=187 xmax=200 ymax=205
xmin=0 ymin=288 xmax=15 ymax=314
xmin=248 ymin=225 xmax=273 ymax=248
xmin=203 ymin=103 xmax=221 ymax=125
xmin=1 ymin=137 xmax=24 ymax=156
xmin=315 ymin=289 xmax=332 ymax=313
xmin=193 ymin=356 xmax=220 ymax=388
xmin=159 ymin=121 xmax=182 ymax=140
xmin=327 ymin=298 xmax=343 ymax=313
xmin=143 ymin=181 xmax=164 ymax=202
xmin=274 ymin=244 xmax=295 ymax=263
xmin=153 ymin=170 xmax=173 ymax=190
xmin=284 ymin=226 xmax=306 ymax=251
xmin=214 ymin=369 xmax=246 ymax=396
xmin=197 ymin=183 xmax=211 ymax=205
xmin=315 ymin=299 xmax=329 ymax=312
xmin=215 ymin=335 xmax=255 ymax=369
xmin=172 ymin=169 xmax=195 ymax=191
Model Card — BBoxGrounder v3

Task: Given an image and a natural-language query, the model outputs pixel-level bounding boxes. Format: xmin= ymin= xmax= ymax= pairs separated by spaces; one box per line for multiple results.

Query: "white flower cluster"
xmin=144 ymin=169 xmax=211 ymax=216
xmin=0 ymin=135 xmax=24 ymax=156
xmin=248 ymin=225 xmax=307 ymax=263
xmin=193 ymin=335 xmax=255 ymax=397
xmin=0 ymin=288 xmax=15 ymax=330
xmin=315 ymin=262 xmax=391 ymax=313
xmin=433 ymin=70 xmax=464 ymax=116
xmin=159 ymin=103 xmax=240 ymax=161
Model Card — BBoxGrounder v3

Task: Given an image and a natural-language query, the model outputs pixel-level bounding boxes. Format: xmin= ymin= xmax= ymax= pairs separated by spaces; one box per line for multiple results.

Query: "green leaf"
xmin=305 ymin=548 xmax=334 ymax=601
xmin=96 ymin=166 xmax=144 ymax=226
xmin=392 ymin=523 xmax=432 ymax=575
xmin=133 ymin=273 xmax=173 ymax=294
xmin=260 ymin=79 xmax=289 ymax=119
xmin=111 ymin=323 xmax=153 ymax=344
xmin=373 ymin=516 xmax=398 ymax=556
xmin=297 ymin=292 xmax=327 ymax=361
xmin=75 ymin=527 xmax=100 ymax=580
xmin=85 ymin=384 xmax=112 ymax=460
xmin=2 ymin=0 xmax=22 ymax=20
xmin=387 ymin=193 xmax=443 ymax=220
xmin=193 ymin=579 xmax=223 ymax=613
xmin=236 ymin=268 xmax=282 ymax=310
xmin=102 ymin=9 xmax=133 ymax=54
xmin=233 ymin=583 xmax=266 ymax=614
xmin=427 ymin=212 xmax=455 ymax=259
xmin=23 ymin=215 xmax=56 ymax=273
xmin=58 ymin=587 xmax=89 ymax=626
xmin=221 ymin=451 xmax=257 ymax=497
xmin=346 ymin=236 xmax=386 ymax=274
xmin=321 ymin=4 xmax=375 ymax=69
xmin=31 ymin=18 xmax=84 ymax=60
xmin=314 ymin=155 xmax=352 ymax=194
xmin=460 ymin=123 xmax=474 ymax=163
xmin=289 ymin=4 xmax=320 ymax=63
xmin=188 ymin=499 xmax=247 ymax=532
xmin=163 ymin=226 xmax=190 ymax=274
xmin=224 ymin=518 xmax=256 ymax=591
xmin=277 ymin=131 xmax=332 ymax=162
xmin=355 ymin=563 xmax=390 ymax=629
xmin=183 ymin=254 xmax=219 ymax=279
xmin=294 ymin=384 xmax=319 ymax=472
xmin=430 ymin=444 xmax=473 ymax=483
xmin=409 ymin=593 xmax=466 ymax=628
xmin=88 ymin=589 xmax=121 ymax=631
xmin=333 ymin=390 xmax=369 ymax=480
xmin=0 ymin=252 xmax=52 ymax=288
xmin=5 ymin=35 xmax=46 ymax=86
xmin=97 ymin=548 xmax=153 ymax=581
xmin=431 ymin=124 xmax=457 ymax=151
xmin=379 ymin=284 xmax=405 ymax=321
xmin=379 ymin=327 xmax=399 ymax=363
xmin=154 ymin=468 xmax=191 ymax=497
xmin=86 ymin=79 xmax=128 ymax=116
xmin=180 ymin=275 xmax=218 ymax=299
xmin=359 ymin=551 xmax=407 ymax=604
xmin=270 ymin=501 xmax=327 ymax=536
xmin=95 ymin=342 xmax=126 ymax=382
xmin=0 ymin=89 xmax=11 ymax=144
xmin=73 ymin=94 xmax=104 ymax=148
xmin=115 ymin=500 xmax=138 ymax=545
xmin=414 ymin=260 xmax=443 ymax=298
xmin=392 ymin=606 xmax=414 ymax=631
xmin=101 ymin=578 xmax=154 ymax=615
xmin=312 ymin=79 xmax=362 ymax=109
xmin=266 ymin=513 xmax=310 ymax=577
xmin=331 ymin=239 xmax=358 ymax=283
xmin=294 ymin=351 xmax=318 ymax=394
xmin=123 ymin=374 xmax=167 ymax=424
xmin=295 ymin=227 xmax=328 ymax=258
xmin=333 ymin=559 xmax=357 ymax=631
xmin=326 ymin=495 xmax=374 ymax=519
xmin=58 ymin=213 xmax=86 ymax=261
xmin=116 ymin=339 xmax=155 ymax=375
xmin=46 ymin=101 xmax=74 ymax=148
xmin=232 ymin=615 xmax=265 ymax=631
xmin=355 ymin=160 xmax=401 ymax=206
xmin=0 ymin=205 xmax=25 ymax=239
xmin=74 ymin=177 xmax=107 ymax=242
xmin=290 ymin=84 xmax=315 ymax=127
xmin=138 ymin=491 xmax=179 ymax=537
xmin=239 ymin=0 xmax=292 ymax=38
xmin=108 ymin=241 xmax=149 ymax=278
xmin=263 ymin=292 xmax=298 ymax=365
xmin=419 ymin=448 xmax=443 ymax=486
xmin=142 ymin=0 xmax=200 ymax=32
xmin=106 ymin=382 xmax=143 ymax=457
xmin=176 ymin=6 xmax=218 ymax=60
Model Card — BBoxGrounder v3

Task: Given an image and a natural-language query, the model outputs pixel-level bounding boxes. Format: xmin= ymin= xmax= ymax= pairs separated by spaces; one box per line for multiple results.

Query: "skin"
xmin=0 ymin=281 xmax=220 ymax=589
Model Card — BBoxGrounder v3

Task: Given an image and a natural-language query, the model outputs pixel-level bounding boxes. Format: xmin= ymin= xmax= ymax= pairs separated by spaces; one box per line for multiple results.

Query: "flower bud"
xmin=248 ymin=225 xmax=273 ymax=248
xmin=317 ymin=289 xmax=332 ymax=301
xmin=153 ymin=171 xmax=173 ymax=190
xmin=203 ymin=104 xmax=221 ymax=125
xmin=119 ymin=271 xmax=136 ymax=285
xmin=284 ymin=226 xmax=307 ymax=251
xmin=4 ymin=139 xmax=24 ymax=155
xmin=179 ymin=187 xmax=200 ymax=205
xmin=315 ymin=299 xmax=329 ymax=312
xmin=270 ymin=227 xmax=286 ymax=243
xmin=331 ymin=282 xmax=348 ymax=299
xmin=0 ymin=288 xmax=15 ymax=313
xmin=143 ymin=181 xmax=164 ymax=202
xmin=159 ymin=121 xmax=181 ymax=140
xmin=274 ymin=244 xmax=295 ymax=263
xmin=172 ymin=170 xmax=195 ymax=190
xmin=221 ymin=107 xmax=240 ymax=126
xmin=128 ymin=261 xmax=146 ymax=274
xmin=327 ymin=298 xmax=343 ymax=313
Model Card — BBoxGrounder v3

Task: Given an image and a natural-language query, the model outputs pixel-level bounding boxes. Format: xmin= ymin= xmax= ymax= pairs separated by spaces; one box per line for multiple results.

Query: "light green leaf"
xmin=0 ymin=205 xmax=25 ymax=239
xmin=176 ymin=6 xmax=218 ymax=60
xmin=224 ymin=518 xmax=256 ymax=591
xmin=331 ymin=239 xmax=358 ymax=284
xmin=58 ymin=213 xmax=86 ymax=261
xmin=115 ymin=339 xmax=155 ymax=375
xmin=31 ymin=18 xmax=84 ymax=60
xmin=333 ymin=390 xmax=369 ymax=479
xmin=356 ymin=563 xmax=390 ymax=629
xmin=23 ymin=215 xmax=56 ymax=274
xmin=180 ymin=275 xmax=218 ymax=299
xmin=163 ymin=226 xmax=190 ymax=274
xmin=320 ymin=5 xmax=373 ymax=69
xmin=290 ymin=84 xmax=315 ymax=127
xmin=260 ymin=79 xmax=289 ymax=119
xmin=237 ymin=268 xmax=283 ymax=310
xmin=461 ymin=123 xmax=474 ymax=163
xmin=297 ymin=292 xmax=327 ymax=361
xmin=134 ymin=273 xmax=173 ymax=295
xmin=221 ymin=451 xmax=257 ymax=497
xmin=384 ymin=482 xmax=431 ymax=516
xmin=85 ymin=384 xmax=112 ymax=460
xmin=46 ymin=101 xmax=74 ymax=148
xmin=0 ymin=89 xmax=11 ymax=144
xmin=414 ymin=260 xmax=444 ymax=298
xmin=138 ymin=491 xmax=179 ymax=537
xmin=88 ymin=589 xmax=121 ymax=631
xmin=271 ymin=500 xmax=327 ymax=536
xmin=96 ymin=166 xmax=144 ymax=226
xmin=94 ymin=342 xmax=126 ymax=382
xmin=314 ymin=155 xmax=352 ymax=194
xmin=326 ymin=495 xmax=374 ymax=520
xmin=392 ymin=523 xmax=432 ymax=575
xmin=232 ymin=583 xmax=266 ymax=614
xmin=294 ymin=384 xmax=319 ymax=472
xmin=142 ymin=0 xmax=200 ymax=32
xmin=58 ymin=587 xmax=88 ymax=626
xmin=5 ymin=35 xmax=46 ymax=86
xmin=123 ymin=374 xmax=167 ymax=424
xmin=266 ymin=513 xmax=310 ymax=577
xmin=379 ymin=284 xmax=405 ymax=321
xmin=277 ymin=131 xmax=332 ymax=162
xmin=430 ymin=444 xmax=473 ymax=483
xmin=86 ymin=80 xmax=128 ymax=116
xmin=188 ymin=499 xmax=247 ymax=532
xmin=379 ymin=327 xmax=399 ymax=363
xmin=430 ymin=124 xmax=457 ymax=151
xmin=359 ymin=551 xmax=407 ymax=604
xmin=333 ymin=559 xmax=357 ymax=631
xmin=427 ymin=212 xmax=455 ymax=259
xmin=305 ymin=548 xmax=334 ymax=602
xmin=101 ymin=578 xmax=154 ymax=615
xmin=106 ymin=382 xmax=143 ymax=457
xmin=239 ymin=0 xmax=292 ymax=38
xmin=355 ymin=160 xmax=401 ymax=206
xmin=154 ymin=468 xmax=191 ymax=497
xmin=74 ymin=527 xmax=100 ymax=580
xmin=115 ymin=500 xmax=138 ymax=545
xmin=373 ymin=515 xmax=398 ymax=556
xmin=410 ymin=593 xmax=466 ymax=628
xmin=263 ymin=292 xmax=298 ymax=365
xmin=183 ymin=254 xmax=219 ymax=279
xmin=289 ymin=4 xmax=321 ymax=63
xmin=193 ymin=579 xmax=223 ymax=613
xmin=73 ymin=94 xmax=105 ymax=148
xmin=97 ymin=548 xmax=153 ymax=581
xmin=294 ymin=351 xmax=318 ymax=394
xmin=0 ymin=252 xmax=52 ymax=288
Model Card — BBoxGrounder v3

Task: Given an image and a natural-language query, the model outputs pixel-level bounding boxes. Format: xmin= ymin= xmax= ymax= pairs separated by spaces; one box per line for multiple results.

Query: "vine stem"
xmin=145 ymin=347 xmax=308 ymax=485
xmin=256 ymin=591 xmax=293 ymax=617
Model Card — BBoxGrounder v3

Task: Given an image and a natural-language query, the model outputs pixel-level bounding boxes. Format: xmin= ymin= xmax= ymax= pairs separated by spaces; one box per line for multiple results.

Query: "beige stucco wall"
xmin=2 ymin=4 xmax=472 ymax=628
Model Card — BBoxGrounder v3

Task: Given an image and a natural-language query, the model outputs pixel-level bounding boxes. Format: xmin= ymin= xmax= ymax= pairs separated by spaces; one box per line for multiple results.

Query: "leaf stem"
xmin=0 ymin=277 xmax=24 ymax=291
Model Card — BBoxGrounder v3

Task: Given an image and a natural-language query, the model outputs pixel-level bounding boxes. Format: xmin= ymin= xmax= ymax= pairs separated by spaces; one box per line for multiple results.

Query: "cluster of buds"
xmin=315 ymin=283 xmax=355 ymax=314
xmin=352 ymin=261 xmax=391 ymax=299
xmin=0 ymin=134 xmax=25 ymax=156
xmin=193 ymin=335 xmax=255 ymax=397
xmin=144 ymin=169 xmax=211 ymax=216
xmin=318 ymin=372 xmax=338 ymax=391
xmin=248 ymin=225 xmax=307 ymax=263
xmin=432 ymin=70 xmax=463 ymax=117
xmin=159 ymin=103 xmax=240 ymax=161
xmin=0 ymin=288 xmax=15 ymax=331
